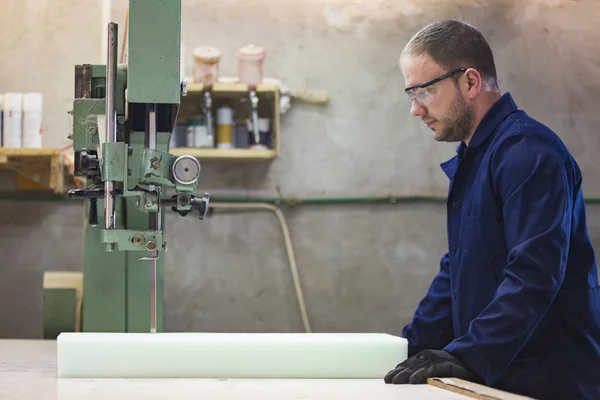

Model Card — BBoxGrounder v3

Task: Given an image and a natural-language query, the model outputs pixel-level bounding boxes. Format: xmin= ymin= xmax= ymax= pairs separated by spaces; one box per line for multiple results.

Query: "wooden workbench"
xmin=0 ymin=340 xmax=528 ymax=400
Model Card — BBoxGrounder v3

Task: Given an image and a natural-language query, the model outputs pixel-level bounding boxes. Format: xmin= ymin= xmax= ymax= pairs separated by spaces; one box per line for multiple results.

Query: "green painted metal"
xmin=139 ymin=192 xmax=160 ymax=213
xmin=101 ymin=142 xmax=127 ymax=182
xmin=126 ymin=197 xmax=164 ymax=333
xmin=91 ymin=64 xmax=106 ymax=77
xmin=127 ymin=0 xmax=181 ymax=104
xmin=82 ymin=196 xmax=165 ymax=332
xmin=127 ymin=250 xmax=164 ymax=332
xmin=89 ymin=64 xmax=127 ymax=114
xmin=138 ymin=148 xmax=176 ymax=186
xmin=71 ymin=61 xmax=129 ymax=333
xmin=71 ymin=65 xmax=127 ymax=151
xmin=43 ymin=288 xmax=77 ymax=339
xmin=72 ymin=99 xmax=103 ymax=151
xmin=174 ymin=193 xmax=193 ymax=213
xmin=127 ymin=132 xmax=145 ymax=192
xmin=128 ymin=131 xmax=171 ymax=191
xmin=82 ymin=198 xmax=128 ymax=332
xmin=101 ymin=229 xmax=164 ymax=252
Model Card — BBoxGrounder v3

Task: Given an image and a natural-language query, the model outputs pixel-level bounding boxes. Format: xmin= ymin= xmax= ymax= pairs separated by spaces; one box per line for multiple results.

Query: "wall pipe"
xmin=210 ymin=202 xmax=312 ymax=334
xmin=3 ymin=192 xmax=600 ymax=333
xmin=3 ymin=194 xmax=600 ymax=204
xmin=0 ymin=194 xmax=313 ymax=333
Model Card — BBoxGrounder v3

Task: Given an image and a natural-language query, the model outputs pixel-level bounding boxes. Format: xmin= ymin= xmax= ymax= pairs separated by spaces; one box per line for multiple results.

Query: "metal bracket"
xmin=101 ymin=142 xmax=128 ymax=182
xmin=101 ymin=229 xmax=164 ymax=252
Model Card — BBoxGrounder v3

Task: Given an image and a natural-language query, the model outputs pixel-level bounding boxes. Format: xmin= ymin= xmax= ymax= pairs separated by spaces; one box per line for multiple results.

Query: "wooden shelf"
xmin=178 ymin=80 xmax=281 ymax=161
xmin=186 ymin=81 xmax=279 ymax=94
xmin=169 ymin=147 xmax=276 ymax=161
xmin=0 ymin=148 xmax=66 ymax=193
xmin=0 ymin=148 xmax=60 ymax=157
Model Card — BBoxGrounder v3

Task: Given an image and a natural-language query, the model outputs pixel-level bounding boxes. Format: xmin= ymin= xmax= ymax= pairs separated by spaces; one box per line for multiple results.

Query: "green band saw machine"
xmin=66 ymin=0 xmax=209 ymax=333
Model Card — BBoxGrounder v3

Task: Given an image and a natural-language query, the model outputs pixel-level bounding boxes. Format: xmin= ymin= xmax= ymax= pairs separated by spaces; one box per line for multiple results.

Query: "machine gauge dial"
xmin=172 ymin=155 xmax=201 ymax=184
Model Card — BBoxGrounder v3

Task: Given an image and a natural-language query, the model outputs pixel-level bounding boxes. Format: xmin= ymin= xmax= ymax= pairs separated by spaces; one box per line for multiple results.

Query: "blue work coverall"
xmin=402 ymin=93 xmax=600 ymax=399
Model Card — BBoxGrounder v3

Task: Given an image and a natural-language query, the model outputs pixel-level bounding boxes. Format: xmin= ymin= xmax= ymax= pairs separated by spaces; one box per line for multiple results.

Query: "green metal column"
xmin=127 ymin=0 xmax=182 ymax=104
xmin=82 ymin=197 xmax=165 ymax=333
xmin=82 ymin=198 xmax=127 ymax=332
xmin=126 ymin=196 xmax=165 ymax=333
xmin=43 ymin=288 xmax=77 ymax=339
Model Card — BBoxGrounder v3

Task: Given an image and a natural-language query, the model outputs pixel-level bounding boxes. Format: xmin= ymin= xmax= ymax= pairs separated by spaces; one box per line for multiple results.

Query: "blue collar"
xmin=466 ymin=92 xmax=518 ymax=149
xmin=441 ymin=92 xmax=518 ymax=180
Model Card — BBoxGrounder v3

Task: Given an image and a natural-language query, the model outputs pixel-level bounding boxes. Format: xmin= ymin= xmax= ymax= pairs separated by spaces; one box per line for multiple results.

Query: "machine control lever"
xmin=74 ymin=148 xmax=100 ymax=177
xmin=191 ymin=193 xmax=210 ymax=219
xmin=163 ymin=192 xmax=210 ymax=219
xmin=89 ymin=198 xmax=99 ymax=227
xmin=68 ymin=187 xmax=124 ymax=227
xmin=67 ymin=187 xmax=124 ymax=199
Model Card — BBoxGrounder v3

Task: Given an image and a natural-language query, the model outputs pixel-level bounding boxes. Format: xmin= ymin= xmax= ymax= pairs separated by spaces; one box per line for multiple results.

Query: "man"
xmin=383 ymin=20 xmax=600 ymax=400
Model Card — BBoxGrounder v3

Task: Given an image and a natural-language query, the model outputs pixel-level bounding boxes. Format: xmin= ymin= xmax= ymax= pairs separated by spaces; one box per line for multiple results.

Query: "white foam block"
xmin=57 ymin=332 xmax=407 ymax=379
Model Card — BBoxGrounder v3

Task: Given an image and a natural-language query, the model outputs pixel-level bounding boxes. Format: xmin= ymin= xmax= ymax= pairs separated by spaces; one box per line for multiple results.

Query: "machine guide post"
xmin=104 ymin=22 xmax=118 ymax=232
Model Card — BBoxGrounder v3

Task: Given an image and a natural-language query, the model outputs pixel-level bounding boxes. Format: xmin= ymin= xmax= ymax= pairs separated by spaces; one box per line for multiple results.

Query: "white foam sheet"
xmin=57 ymin=332 xmax=407 ymax=379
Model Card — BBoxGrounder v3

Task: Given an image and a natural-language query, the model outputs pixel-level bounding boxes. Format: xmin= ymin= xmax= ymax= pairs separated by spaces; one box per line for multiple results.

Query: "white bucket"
xmin=3 ymin=93 xmax=23 ymax=148
xmin=22 ymin=93 xmax=43 ymax=148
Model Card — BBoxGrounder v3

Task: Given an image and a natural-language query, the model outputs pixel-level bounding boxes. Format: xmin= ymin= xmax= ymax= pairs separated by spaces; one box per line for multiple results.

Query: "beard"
xmin=432 ymin=93 xmax=475 ymax=143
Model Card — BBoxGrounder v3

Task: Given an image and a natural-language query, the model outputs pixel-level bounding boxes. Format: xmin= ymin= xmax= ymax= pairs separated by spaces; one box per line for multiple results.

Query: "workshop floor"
xmin=0 ymin=339 xmax=470 ymax=400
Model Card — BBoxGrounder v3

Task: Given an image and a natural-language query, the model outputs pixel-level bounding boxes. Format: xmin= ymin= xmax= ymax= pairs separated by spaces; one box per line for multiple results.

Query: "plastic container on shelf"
xmin=192 ymin=46 xmax=222 ymax=86
xmin=3 ymin=93 xmax=23 ymax=148
xmin=186 ymin=116 xmax=212 ymax=148
xmin=237 ymin=44 xmax=266 ymax=87
xmin=22 ymin=93 xmax=43 ymax=148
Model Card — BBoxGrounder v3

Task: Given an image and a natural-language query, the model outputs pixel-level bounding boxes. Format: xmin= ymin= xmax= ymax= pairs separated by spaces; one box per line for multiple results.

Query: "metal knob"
xmin=191 ymin=193 xmax=210 ymax=219
xmin=74 ymin=148 xmax=100 ymax=177
xmin=172 ymin=155 xmax=201 ymax=185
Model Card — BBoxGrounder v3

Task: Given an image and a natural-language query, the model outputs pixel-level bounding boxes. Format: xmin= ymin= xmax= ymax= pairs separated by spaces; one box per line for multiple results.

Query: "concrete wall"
xmin=1 ymin=0 xmax=599 ymax=338
xmin=0 ymin=0 xmax=105 ymax=149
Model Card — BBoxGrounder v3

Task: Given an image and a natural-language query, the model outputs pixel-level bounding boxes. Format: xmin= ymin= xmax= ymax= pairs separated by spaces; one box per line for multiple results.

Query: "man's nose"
xmin=410 ymin=99 xmax=426 ymax=117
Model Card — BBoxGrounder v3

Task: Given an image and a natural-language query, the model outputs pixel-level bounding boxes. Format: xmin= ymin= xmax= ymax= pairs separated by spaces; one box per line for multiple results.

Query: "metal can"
xmin=216 ymin=107 xmax=234 ymax=149
xmin=186 ymin=116 xmax=213 ymax=148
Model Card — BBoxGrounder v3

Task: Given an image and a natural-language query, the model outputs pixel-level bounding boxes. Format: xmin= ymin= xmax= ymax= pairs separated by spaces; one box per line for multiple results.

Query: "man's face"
xmin=401 ymin=53 xmax=475 ymax=143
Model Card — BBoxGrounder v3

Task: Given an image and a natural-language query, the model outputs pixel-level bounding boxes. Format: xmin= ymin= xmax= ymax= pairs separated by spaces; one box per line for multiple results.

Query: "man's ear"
xmin=463 ymin=68 xmax=482 ymax=99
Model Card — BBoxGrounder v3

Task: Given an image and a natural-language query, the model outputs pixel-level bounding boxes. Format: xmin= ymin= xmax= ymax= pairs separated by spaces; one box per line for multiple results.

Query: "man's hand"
xmin=384 ymin=349 xmax=475 ymax=384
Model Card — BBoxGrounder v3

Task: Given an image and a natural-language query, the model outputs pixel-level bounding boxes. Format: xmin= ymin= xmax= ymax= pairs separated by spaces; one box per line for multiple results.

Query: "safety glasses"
xmin=405 ymin=68 xmax=466 ymax=106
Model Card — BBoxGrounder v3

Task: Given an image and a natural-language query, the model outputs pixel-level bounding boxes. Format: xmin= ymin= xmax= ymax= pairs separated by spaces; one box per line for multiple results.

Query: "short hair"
xmin=402 ymin=20 xmax=498 ymax=89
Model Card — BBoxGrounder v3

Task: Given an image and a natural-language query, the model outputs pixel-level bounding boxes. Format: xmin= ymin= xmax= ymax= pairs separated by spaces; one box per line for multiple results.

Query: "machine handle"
xmin=191 ymin=193 xmax=210 ymax=220
xmin=67 ymin=188 xmax=123 ymax=199
xmin=89 ymin=198 xmax=98 ymax=227
xmin=163 ymin=193 xmax=210 ymax=219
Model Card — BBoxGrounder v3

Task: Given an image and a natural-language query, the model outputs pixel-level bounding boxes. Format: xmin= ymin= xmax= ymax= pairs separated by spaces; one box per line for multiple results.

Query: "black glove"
xmin=384 ymin=349 xmax=475 ymax=384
